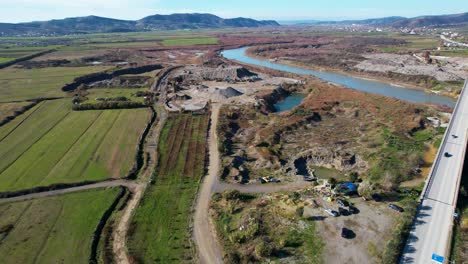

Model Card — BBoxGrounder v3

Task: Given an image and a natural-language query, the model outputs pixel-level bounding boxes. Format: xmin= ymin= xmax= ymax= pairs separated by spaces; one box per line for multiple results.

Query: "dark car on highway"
xmin=444 ymin=152 xmax=452 ymax=158
xmin=388 ymin=204 xmax=404 ymax=212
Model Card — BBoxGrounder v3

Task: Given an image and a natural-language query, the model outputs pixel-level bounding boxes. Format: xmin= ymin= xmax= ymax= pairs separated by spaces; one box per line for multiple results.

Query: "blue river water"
xmin=221 ymin=47 xmax=455 ymax=107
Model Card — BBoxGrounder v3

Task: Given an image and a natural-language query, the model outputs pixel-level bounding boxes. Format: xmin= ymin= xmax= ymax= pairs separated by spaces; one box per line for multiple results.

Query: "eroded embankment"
xmin=62 ymin=64 xmax=164 ymax=92
xmin=126 ymin=106 xmax=157 ymax=180
xmin=90 ymin=186 xmax=128 ymax=264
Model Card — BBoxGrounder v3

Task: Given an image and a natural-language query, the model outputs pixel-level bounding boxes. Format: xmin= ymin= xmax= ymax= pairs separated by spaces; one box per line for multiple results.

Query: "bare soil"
xmin=304 ymin=198 xmax=396 ymax=263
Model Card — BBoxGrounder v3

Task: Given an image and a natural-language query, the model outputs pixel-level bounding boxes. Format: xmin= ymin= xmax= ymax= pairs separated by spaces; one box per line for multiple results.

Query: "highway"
xmin=401 ymin=80 xmax=468 ymax=263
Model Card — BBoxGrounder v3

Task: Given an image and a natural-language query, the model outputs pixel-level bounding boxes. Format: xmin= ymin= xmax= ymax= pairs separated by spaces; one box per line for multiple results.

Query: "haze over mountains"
xmin=0 ymin=12 xmax=467 ymax=37
xmin=0 ymin=13 xmax=279 ymax=36
xmin=285 ymin=12 xmax=468 ymax=28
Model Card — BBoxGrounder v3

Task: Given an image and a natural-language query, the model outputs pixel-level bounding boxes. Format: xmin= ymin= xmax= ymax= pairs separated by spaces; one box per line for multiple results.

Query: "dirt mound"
xmin=202 ymin=66 xmax=257 ymax=81
xmin=218 ymin=87 xmax=243 ymax=98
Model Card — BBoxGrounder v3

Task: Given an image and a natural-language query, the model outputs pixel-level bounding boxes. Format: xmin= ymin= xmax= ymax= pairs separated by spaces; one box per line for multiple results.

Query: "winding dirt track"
xmin=192 ymin=105 xmax=316 ymax=264
xmin=112 ymin=68 xmax=171 ymax=264
xmin=112 ymin=107 xmax=167 ymax=264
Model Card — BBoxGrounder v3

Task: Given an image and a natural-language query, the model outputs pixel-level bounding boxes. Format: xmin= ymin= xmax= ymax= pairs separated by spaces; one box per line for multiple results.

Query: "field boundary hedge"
xmin=0 ymin=49 xmax=56 ymax=70
xmin=72 ymin=101 xmax=148 ymax=111
xmin=0 ymin=180 xmax=110 ymax=199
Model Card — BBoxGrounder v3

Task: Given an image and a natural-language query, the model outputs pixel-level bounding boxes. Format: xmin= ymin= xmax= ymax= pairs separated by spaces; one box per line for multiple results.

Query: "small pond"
xmin=274 ymin=93 xmax=306 ymax=112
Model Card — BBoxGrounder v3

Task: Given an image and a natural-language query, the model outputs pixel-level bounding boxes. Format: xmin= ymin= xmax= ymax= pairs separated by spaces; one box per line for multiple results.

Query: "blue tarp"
xmin=341 ymin=182 xmax=357 ymax=191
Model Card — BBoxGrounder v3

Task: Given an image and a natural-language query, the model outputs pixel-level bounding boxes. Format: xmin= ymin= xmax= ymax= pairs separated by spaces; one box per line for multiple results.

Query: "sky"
xmin=0 ymin=0 xmax=467 ymax=23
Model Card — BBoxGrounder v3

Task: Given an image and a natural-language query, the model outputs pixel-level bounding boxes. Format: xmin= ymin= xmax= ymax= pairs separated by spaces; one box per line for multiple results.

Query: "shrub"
xmin=348 ymin=172 xmax=359 ymax=182
xmin=329 ymin=177 xmax=337 ymax=186
xmin=72 ymin=101 xmax=147 ymax=111
xmin=255 ymin=241 xmax=273 ymax=258
xmin=296 ymin=206 xmax=304 ymax=218
xmin=223 ymin=190 xmax=255 ymax=201
xmin=284 ymin=229 xmax=303 ymax=248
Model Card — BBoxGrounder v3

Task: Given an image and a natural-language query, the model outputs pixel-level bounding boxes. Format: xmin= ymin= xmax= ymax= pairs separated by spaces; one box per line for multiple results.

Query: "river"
xmin=221 ymin=47 xmax=456 ymax=107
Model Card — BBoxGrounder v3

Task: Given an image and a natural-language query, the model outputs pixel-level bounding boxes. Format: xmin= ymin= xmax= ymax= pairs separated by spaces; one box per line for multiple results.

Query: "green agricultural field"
xmin=0 ymin=57 xmax=13 ymax=64
xmin=0 ymin=188 xmax=122 ymax=264
xmin=162 ymin=37 xmax=219 ymax=46
xmin=0 ymin=49 xmax=38 ymax=59
xmin=0 ymin=65 xmax=110 ymax=102
xmin=0 ymin=99 xmax=151 ymax=192
xmin=128 ymin=114 xmax=209 ymax=263
xmin=438 ymin=49 xmax=468 ymax=57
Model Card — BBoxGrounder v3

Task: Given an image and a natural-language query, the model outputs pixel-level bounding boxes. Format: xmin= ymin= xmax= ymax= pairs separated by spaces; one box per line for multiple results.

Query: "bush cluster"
xmin=72 ymin=101 xmax=147 ymax=111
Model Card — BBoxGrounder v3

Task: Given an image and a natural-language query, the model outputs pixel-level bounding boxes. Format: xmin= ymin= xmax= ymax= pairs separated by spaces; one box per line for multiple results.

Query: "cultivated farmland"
xmin=128 ymin=113 xmax=209 ymax=263
xmin=0 ymin=99 xmax=152 ymax=192
xmin=0 ymin=65 xmax=110 ymax=102
xmin=0 ymin=188 xmax=122 ymax=264
xmin=161 ymin=37 xmax=219 ymax=46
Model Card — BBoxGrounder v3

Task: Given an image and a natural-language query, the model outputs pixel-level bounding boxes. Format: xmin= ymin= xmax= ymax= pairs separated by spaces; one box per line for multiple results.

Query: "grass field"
xmin=0 ymin=99 xmax=151 ymax=192
xmin=0 ymin=101 xmax=34 ymax=121
xmin=0 ymin=49 xmax=41 ymax=60
xmin=0 ymin=188 xmax=121 ymax=264
xmin=0 ymin=57 xmax=13 ymax=64
xmin=0 ymin=65 xmax=110 ymax=102
xmin=438 ymin=49 xmax=468 ymax=57
xmin=379 ymin=36 xmax=441 ymax=53
xmin=128 ymin=113 xmax=209 ymax=263
xmin=162 ymin=37 xmax=219 ymax=46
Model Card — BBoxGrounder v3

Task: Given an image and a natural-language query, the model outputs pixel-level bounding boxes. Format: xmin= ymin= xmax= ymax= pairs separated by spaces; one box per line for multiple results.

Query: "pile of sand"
xmin=201 ymin=66 xmax=257 ymax=81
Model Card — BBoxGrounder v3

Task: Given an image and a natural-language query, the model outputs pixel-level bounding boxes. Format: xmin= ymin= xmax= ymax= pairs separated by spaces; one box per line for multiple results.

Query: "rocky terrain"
xmin=355 ymin=53 xmax=468 ymax=82
xmin=217 ymin=78 xmax=442 ymax=189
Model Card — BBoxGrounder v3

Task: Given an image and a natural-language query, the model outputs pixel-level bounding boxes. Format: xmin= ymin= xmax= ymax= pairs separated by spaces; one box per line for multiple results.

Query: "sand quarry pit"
xmin=165 ymin=65 xmax=301 ymax=111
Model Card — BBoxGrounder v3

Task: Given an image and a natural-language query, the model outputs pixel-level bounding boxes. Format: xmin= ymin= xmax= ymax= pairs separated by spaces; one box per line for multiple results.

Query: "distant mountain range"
xmin=0 ymin=13 xmax=279 ymax=36
xmin=285 ymin=12 xmax=468 ymax=28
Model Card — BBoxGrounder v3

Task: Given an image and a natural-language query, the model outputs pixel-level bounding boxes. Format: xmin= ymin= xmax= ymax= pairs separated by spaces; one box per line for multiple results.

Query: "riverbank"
xmin=222 ymin=47 xmax=456 ymax=107
xmin=245 ymin=47 xmax=460 ymax=99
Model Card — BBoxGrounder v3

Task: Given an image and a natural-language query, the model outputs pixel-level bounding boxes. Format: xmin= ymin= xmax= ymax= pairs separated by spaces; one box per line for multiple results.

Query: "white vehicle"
xmin=325 ymin=209 xmax=339 ymax=217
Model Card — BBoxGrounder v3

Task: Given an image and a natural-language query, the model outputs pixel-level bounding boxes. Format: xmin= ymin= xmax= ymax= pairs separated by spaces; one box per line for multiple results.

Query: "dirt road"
xmin=192 ymin=105 xmax=316 ymax=264
xmin=112 ymin=183 xmax=144 ymax=264
xmin=214 ymin=178 xmax=313 ymax=194
xmin=0 ymin=180 xmax=138 ymax=204
xmin=112 ymin=67 xmax=171 ymax=264
xmin=193 ymin=103 xmax=224 ymax=264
